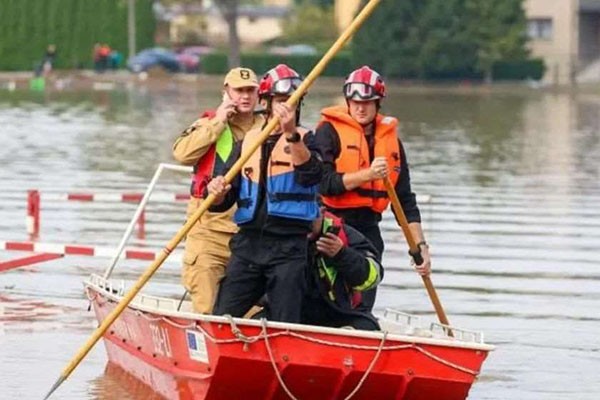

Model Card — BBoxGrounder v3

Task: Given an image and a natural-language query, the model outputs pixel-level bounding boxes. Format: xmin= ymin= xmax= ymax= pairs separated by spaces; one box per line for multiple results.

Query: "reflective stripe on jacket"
xmin=234 ymin=130 xmax=319 ymax=224
xmin=318 ymin=212 xmax=381 ymax=308
xmin=319 ymin=106 xmax=401 ymax=213
xmin=190 ymin=110 xmax=235 ymax=198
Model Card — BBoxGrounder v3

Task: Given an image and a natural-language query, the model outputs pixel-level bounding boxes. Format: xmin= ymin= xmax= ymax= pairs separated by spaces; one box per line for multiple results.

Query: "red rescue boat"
xmin=84 ymin=274 xmax=493 ymax=400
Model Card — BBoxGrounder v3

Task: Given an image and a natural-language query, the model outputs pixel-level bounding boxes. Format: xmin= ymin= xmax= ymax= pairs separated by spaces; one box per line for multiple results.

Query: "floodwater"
xmin=1 ymin=76 xmax=599 ymax=400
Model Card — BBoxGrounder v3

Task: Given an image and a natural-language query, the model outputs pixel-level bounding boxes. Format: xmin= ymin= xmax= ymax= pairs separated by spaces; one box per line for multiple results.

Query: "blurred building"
xmin=334 ymin=0 xmax=361 ymax=33
xmin=525 ymin=0 xmax=600 ymax=85
xmin=155 ymin=1 xmax=291 ymax=47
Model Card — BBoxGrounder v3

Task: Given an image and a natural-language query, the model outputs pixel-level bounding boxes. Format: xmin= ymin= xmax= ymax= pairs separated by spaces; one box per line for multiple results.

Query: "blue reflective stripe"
xmin=234 ymin=177 xmax=259 ymax=224
xmin=266 ymin=172 xmax=318 ymax=221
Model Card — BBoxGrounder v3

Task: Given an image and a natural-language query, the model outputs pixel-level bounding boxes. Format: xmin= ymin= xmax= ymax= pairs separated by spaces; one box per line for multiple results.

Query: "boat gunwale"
xmin=84 ymin=274 xmax=495 ymax=352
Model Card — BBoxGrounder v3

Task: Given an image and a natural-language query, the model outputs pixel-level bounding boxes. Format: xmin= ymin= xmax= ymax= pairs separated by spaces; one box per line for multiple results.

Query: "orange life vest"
xmin=234 ymin=129 xmax=318 ymax=224
xmin=319 ymin=106 xmax=401 ymax=213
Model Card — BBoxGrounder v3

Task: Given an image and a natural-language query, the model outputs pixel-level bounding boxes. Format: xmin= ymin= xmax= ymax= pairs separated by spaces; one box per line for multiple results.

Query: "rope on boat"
xmin=88 ymin=293 xmax=481 ymax=377
xmin=261 ymin=318 xmax=300 ymax=400
xmin=342 ymin=330 xmax=387 ymax=400
xmin=226 ymin=314 xmax=262 ymax=344
xmin=260 ymin=318 xmax=388 ymax=400
xmin=140 ymin=307 xmax=480 ymax=376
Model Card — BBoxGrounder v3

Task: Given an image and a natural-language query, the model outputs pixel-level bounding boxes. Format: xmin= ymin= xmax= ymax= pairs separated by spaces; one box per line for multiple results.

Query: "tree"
xmin=294 ymin=0 xmax=334 ymax=6
xmin=465 ymin=0 xmax=528 ymax=82
xmin=351 ymin=0 xmax=529 ymax=80
xmin=214 ymin=0 xmax=241 ymax=68
xmin=281 ymin=2 xmax=337 ymax=48
xmin=352 ymin=0 xmax=425 ymax=78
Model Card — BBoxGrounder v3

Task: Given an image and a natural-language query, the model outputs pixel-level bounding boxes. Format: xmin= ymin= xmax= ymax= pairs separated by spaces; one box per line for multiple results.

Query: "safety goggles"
xmin=272 ymin=77 xmax=303 ymax=95
xmin=343 ymin=82 xmax=379 ymax=100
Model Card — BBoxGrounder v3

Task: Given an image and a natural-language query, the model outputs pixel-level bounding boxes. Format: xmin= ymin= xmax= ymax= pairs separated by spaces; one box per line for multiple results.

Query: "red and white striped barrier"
xmin=0 ymin=253 xmax=63 ymax=273
xmin=0 ymin=240 xmax=182 ymax=262
xmin=35 ymin=192 xmax=192 ymax=203
xmin=25 ymin=190 xmax=193 ymax=237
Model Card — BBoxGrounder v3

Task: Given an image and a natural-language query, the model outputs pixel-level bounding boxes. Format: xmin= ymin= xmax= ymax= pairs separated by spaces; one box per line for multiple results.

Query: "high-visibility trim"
xmin=216 ymin=124 xmax=234 ymax=161
xmin=352 ymin=257 xmax=381 ymax=292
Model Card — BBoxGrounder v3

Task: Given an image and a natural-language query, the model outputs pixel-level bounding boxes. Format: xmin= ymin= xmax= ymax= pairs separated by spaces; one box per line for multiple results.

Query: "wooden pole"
xmin=42 ymin=1 xmax=384 ymax=398
xmin=383 ymin=177 xmax=453 ymax=335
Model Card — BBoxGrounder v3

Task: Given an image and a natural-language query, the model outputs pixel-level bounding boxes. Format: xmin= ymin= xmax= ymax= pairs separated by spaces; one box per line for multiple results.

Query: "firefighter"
xmin=207 ymin=64 xmax=323 ymax=323
xmin=172 ymin=67 xmax=264 ymax=313
xmin=314 ymin=66 xmax=431 ymax=311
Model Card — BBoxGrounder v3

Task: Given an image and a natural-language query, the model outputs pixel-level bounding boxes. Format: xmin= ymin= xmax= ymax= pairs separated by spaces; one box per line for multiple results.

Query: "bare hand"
xmin=411 ymin=244 xmax=431 ymax=276
xmin=368 ymin=157 xmax=388 ymax=180
xmin=316 ymin=233 xmax=344 ymax=258
xmin=215 ymin=93 xmax=238 ymax=122
xmin=206 ymin=176 xmax=231 ymax=200
xmin=272 ymin=102 xmax=296 ymax=136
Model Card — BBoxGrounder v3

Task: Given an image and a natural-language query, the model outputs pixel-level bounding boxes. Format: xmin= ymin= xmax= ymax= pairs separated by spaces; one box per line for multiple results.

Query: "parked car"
xmin=127 ymin=48 xmax=181 ymax=73
xmin=175 ymin=46 xmax=215 ymax=73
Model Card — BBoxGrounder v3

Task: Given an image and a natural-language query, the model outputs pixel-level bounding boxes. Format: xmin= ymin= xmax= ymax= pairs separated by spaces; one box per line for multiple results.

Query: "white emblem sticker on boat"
xmin=150 ymin=324 xmax=173 ymax=358
xmin=186 ymin=329 xmax=209 ymax=363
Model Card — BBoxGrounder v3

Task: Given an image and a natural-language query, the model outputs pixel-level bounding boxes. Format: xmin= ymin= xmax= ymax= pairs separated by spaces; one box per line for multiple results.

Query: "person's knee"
xmin=350 ymin=316 xmax=380 ymax=331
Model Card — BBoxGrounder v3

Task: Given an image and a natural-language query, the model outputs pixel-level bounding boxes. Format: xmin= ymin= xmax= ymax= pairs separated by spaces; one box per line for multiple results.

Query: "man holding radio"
xmin=302 ymin=210 xmax=383 ymax=330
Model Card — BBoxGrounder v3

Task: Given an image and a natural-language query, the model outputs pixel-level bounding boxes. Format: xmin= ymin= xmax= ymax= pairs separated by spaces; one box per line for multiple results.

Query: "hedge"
xmin=201 ymin=53 xmax=545 ymax=81
xmin=0 ymin=0 xmax=155 ymax=71
xmin=201 ymin=52 xmax=353 ymax=77
xmin=492 ymin=59 xmax=546 ymax=81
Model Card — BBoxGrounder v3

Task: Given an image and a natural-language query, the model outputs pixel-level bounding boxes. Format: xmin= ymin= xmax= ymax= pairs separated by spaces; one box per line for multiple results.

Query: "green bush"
xmin=0 ymin=0 xmax=155 ymax=71
xmin=201 ymin=53 xmax=229 ymax=74
xmin=201 ymin=52 xmax=353 ymax=77
xmin=492 ymin=59 xmax=546 ymax=81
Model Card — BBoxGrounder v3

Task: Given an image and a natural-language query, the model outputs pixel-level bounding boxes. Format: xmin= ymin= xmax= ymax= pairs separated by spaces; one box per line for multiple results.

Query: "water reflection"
xmin=89 ymin=363 xmax=165 ymax=400
xmin=1 ymin=80 xmax=600 ymax=399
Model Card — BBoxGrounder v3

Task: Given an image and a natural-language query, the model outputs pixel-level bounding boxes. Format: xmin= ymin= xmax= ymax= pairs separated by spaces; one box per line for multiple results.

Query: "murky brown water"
xmin=1 ymin=77 xmax=599 ymax=399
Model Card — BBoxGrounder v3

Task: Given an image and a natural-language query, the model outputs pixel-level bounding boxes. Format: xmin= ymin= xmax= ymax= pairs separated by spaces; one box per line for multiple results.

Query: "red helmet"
xmin=258 ymin=64 xmax=303 ymax=98
xmin=343 ymin=66 xmax=386 ymax=101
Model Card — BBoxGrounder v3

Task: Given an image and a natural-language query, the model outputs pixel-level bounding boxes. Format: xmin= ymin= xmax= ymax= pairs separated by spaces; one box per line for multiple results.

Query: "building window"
xmin=528 ymin=18 xmax=553 ymax=40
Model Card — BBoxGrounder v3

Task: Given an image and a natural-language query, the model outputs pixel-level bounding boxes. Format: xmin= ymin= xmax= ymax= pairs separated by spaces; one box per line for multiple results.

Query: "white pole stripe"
xmin=41 ymin=193 xmax=69 ymax=202
xmin=93 ymin=193 xmax=124 ymax=202
xmin=161 ymin=163 xmax=193 ymax=173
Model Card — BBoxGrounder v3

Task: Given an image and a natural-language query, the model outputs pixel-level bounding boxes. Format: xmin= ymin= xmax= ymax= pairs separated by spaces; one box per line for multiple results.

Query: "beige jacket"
xmin=173 ymin=114 xmax=265 ymax=233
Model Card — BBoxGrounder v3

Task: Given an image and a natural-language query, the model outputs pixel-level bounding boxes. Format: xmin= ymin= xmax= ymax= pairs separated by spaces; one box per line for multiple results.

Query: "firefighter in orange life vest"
xmin=207 ymin=64 xmax=323 ymax=323
xmin=172 ymin=67 xmax=264 ymax=313
xmin=314 ymin=66 xmax=431 ymax=311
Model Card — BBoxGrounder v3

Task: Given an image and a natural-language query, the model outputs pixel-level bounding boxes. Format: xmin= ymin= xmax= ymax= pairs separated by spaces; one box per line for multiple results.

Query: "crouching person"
xmin=303 ymin=211 xmax=383 ymax=330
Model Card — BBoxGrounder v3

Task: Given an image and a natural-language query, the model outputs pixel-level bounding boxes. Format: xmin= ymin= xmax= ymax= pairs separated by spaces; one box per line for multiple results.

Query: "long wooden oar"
xmin=383 ymin=177 xmax=453 ymax=335
xmin=42 ymin=1 xmax=383 ymax=399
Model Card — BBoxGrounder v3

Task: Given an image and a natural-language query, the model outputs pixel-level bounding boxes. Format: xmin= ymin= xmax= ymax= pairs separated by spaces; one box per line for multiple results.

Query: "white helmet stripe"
xmin=369 ymin=70 xmax=378 ymax=86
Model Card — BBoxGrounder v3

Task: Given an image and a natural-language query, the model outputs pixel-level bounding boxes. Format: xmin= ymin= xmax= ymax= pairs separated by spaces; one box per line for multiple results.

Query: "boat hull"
xmin=86 ymin=281 xmax=491 ymax=400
